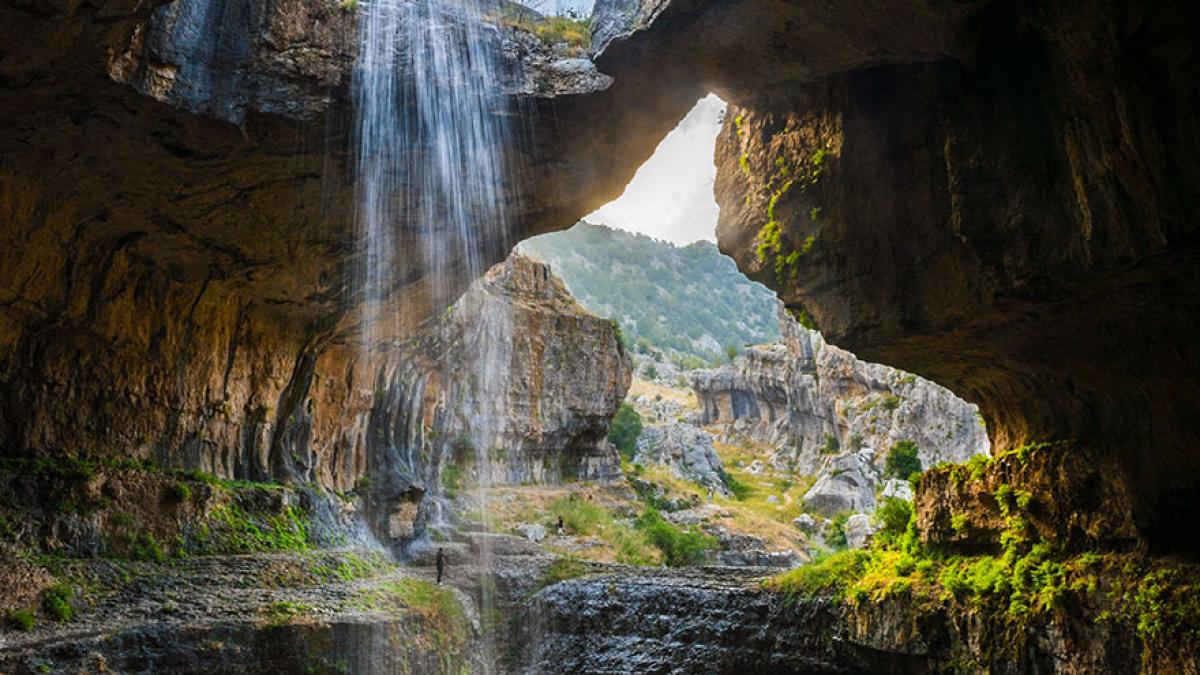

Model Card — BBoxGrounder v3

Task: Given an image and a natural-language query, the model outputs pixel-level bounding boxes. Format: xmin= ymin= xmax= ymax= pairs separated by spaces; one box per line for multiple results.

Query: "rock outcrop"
xmin=518 ymin=564 xmax=1200 ymax=674
xmin=632 ymin=422 xmax=727 ymax=495
xmin=801 ymin=452 xmax=878 ymax=516
xmin=693 ymin=310 xmax=988 ymax=504
xmin=709 ymin=1 xmax=1200 ymax=553
xmin=366 ymin=254 xmax=630 ymax=542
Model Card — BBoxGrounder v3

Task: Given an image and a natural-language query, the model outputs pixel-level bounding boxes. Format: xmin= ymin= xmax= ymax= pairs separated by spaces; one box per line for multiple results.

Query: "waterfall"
xmin=351 ymin=0 xmax=514 ymax=669
xmin=352 ymin=0 xmax=513 ymax=341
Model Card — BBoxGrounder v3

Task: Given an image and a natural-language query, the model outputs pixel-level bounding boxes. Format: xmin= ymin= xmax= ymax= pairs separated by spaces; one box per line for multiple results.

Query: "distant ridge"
xmin=519 ymin=222 xmax=781 ymax=368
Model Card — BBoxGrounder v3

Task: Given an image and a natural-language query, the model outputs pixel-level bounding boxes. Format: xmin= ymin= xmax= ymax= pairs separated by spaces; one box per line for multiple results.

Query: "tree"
xmin=608 ymin=403 xmax=643 ymax=461
xmin=643 ymin=363 xmax=658 ymax=380
xmin=725 ymin=345 xmax=739 ymax=362
xmin=885 ymin=440 xmax=922 ymax=478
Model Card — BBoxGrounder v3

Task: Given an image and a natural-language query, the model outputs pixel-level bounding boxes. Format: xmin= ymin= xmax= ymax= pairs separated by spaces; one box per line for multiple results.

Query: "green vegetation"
xmin=206 ymin=501 xmax=310 ymax=554
xmin=351 ymin=579 xmax=469 ymax=659
xmin=7 ymin=608 xmax=36 ymax=631
xmin=43 ymin=583 xmax=73 ymax=622
xmin=132 ymin=533 xmax=167 ymax=563
xmin=745 ymin=139 xmax=833 ymax=283
xmin=489 ymin=7 xmax=590 ymax=53
xmin=537 ymin=557 xmax=590 ymax=590
xmin=885 ymin=440 xmax=922 ymax=479
xmin=635 ymin=509 xmax=716 ymax=567
xmin=169 ymin=482 xmax=191 ymax=503
xmin=262 ymin=600 xmax=312 ymax=626
xmin=874 ymin=498 xmax=912 ymax=543
xmin=820 ymin=434 xmax=840 ymax=454
xmin=769 ymin=459 xmax=1200 ymax=654
xmin=548 ymin=497 xmax=656 ymax=565
xmin=520 ymin=222 xmax=781 ymax=367
xmin=441 ymin=462 xmax=463 ymax=499
xmin=827 ymin=511 xmax=851 ymax=549
xmin=338 ymin=0 xmax=358 ymax=12
xmin=607 ymin=403 xmax=643 ymax=461
xmin=719 ymin=468 xmax=753 ymax=500
xmin=310 ymin=551 xmax=390 ymax=584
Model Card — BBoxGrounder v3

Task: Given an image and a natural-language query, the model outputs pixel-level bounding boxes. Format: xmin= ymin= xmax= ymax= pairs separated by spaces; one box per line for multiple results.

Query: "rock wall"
xmin=0 ymin=0 xmax=691 ymax=495
xmin=365 ymin=254 xmax=630 ymax=542
xmin=693 ymin=310 xmax=988 ymax=480
xmin=710 ymin=1 xmax=1200 ymax=553
xmin=519 ymin=565 xmax=1200 ymax=674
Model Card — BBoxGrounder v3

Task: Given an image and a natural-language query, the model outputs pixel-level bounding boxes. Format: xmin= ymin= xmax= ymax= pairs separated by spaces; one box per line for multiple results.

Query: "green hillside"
xmin=519 ymin=222 xmax=781 ymax=368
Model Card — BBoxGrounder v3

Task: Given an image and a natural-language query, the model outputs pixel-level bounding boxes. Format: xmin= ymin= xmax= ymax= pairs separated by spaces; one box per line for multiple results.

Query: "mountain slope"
xmin=519 ymin=222 xmax=781 ymax=367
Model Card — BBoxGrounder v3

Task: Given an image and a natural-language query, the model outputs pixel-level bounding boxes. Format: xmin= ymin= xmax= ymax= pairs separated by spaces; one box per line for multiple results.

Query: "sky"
xmin=584 ymin=94 xmax=727 ymax=245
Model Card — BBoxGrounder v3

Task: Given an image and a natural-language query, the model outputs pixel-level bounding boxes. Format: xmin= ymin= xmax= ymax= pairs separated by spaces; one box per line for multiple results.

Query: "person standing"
xmin=435 ymin=547 xmax=445 ymax=585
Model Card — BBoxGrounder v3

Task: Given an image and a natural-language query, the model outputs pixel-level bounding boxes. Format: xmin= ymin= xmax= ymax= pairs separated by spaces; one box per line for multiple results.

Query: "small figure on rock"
xmin=556 ymin=515 xmax=565 ymax=536
xmin=436 ymin=547 xmax=445 ymax=585
xmin=708 ymin=487 xmax=714 ymax=503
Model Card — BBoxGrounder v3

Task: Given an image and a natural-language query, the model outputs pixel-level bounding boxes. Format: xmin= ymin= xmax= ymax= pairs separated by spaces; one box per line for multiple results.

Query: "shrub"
xmin=43 ymin=584 xmax=73 ymax=622
xmin=7 ymin=609 xmax=35 ymax=631
xmin=828 ymin=511 xmax=851 ymax=549
xmin=875 ymin=498 xmax=913 ymax=541
xmin=635 ymin=509 xmax=715 ymax=567
xmin=820 ymin=434 xmax=840 ymax=454
xmin=132 ymin=533 xmax=167 ymax=563
xmin=719 ymin=469 xmax=752 ymax=500
xmin=169 ymin=482 xmax=191 ymax=503
xmin=608 ymin=403 xmax=642 ymax=461
xmin=885 ymin=440 xmax=922 ymax=478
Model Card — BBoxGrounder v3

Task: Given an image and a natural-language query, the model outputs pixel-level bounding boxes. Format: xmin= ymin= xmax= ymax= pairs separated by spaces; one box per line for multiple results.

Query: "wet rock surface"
xmin=0 ymin=550 xmax=477 ymax=674
xmin=518 ymin=566 xmax=858 ymax=674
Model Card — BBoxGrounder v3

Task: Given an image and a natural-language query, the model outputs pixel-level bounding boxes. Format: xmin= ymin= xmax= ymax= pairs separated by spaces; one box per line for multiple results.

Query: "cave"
xmin=1 ymin=0 xmax=1198 ymax=671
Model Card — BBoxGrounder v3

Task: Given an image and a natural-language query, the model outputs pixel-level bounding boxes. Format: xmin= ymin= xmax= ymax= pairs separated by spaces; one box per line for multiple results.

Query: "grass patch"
xmin=351 ymin=579 xmax=469 ymax=655
xmin=635 ymin=509 xmax=716 ymax=566
xmin=43 ymin=583 xmax=74 ymax=622
xmin=262 ymin=600 xmax=313 ymax=626
xmin=488 ymin=7 xmax=591 ymax=54
xmin=548 ymin=497 xmax=658 ymax=565
xmin=7 ymin=608 xmax=36 ymax=631
xmin=205 ymin=501 xmax=310 ymax=554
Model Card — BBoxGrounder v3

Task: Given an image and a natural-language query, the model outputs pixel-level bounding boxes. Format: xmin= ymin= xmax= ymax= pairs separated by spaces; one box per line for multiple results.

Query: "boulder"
xmin=791 ymin=514 xmax=819 ymax=534
xmin=801 ymin=453 xmax=878 ymax=516
xmin=513 ymin=523 xmax=546 ymax=543
xmin=881 ymin=478 xmax=914 ymax=502
xmin=633 ymin=423 xmax=729 ymax=495
xmin=844 ymin=514 xmax=880 ymax=550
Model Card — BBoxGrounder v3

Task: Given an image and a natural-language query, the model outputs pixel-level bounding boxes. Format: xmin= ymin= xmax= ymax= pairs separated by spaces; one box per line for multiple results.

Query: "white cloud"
xmin=584 ymin=94 xmax=727 ymax=245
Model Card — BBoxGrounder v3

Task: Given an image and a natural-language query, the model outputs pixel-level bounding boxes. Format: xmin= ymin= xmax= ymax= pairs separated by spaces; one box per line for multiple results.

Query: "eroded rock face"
xmin=632 ymin=422 xmax=727 ymax=495
xmin=0 ymin=0 xmax=690 ymax=493
xmin=364 ymin=254 xmax=630 ymax=541
xmin=694 ymin=310 xmax=988 ymax=480
xmin=710 ymin=1 xmax=1200 ymax=552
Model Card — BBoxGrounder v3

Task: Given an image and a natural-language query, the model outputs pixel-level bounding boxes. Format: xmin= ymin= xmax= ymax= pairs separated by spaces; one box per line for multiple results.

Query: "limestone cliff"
xmin=365 ymin=254 xmax=631 ymax=542
xmin=693 ymin=310 xmax=988 ymax=502
xmin=709 ymin=1 xmax=1200 ymax=553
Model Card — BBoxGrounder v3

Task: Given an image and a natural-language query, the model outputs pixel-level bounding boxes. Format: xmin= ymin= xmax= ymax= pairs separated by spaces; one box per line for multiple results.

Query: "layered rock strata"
xmin=710 ymin=0 xmax=1200 ymax=553
xmin=366 ymin=254 xmax=630 ymax=542
xmin=693 ymin=310 xmax=988 ymax=514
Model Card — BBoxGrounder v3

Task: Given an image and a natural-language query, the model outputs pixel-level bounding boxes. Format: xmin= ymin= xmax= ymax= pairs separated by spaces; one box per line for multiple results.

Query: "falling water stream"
xmin=352 ymin=0 xmax=516 ymax=669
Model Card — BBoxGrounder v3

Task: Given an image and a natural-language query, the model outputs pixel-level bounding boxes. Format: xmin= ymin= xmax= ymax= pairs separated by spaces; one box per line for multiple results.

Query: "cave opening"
xmin=514 ymin=89 xmax=991 ymax=577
